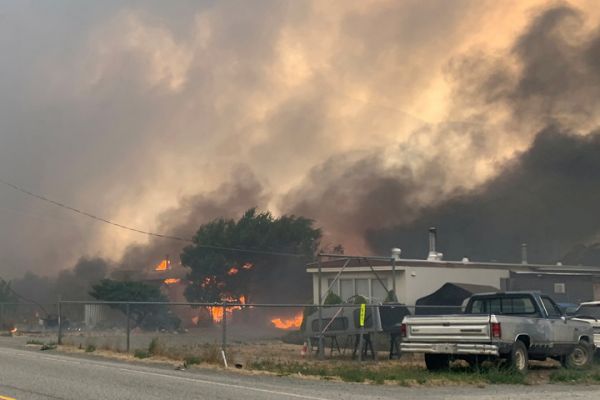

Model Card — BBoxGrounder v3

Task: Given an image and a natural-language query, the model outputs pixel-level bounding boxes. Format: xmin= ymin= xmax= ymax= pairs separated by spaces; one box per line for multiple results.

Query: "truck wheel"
xmin=506 ymin=341 xmax=528 ymax=373
xmin=424 ymin=354 xmax=450 ymax=371
xmin=564 ymin=341 xmax=592 ymax=369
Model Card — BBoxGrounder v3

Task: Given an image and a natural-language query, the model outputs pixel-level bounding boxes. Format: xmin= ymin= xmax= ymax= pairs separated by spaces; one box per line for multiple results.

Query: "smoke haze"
xmin=1 ymin=1 xmax=600 ymax=280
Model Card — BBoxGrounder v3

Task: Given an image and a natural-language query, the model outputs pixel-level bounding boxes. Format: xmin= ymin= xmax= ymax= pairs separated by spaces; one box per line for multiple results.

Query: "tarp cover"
xmin=415 ymin=283 xmax=498 ymax=315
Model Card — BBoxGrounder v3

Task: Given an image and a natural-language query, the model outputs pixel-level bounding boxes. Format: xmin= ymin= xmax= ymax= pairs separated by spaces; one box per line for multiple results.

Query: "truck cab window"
xmin=541 ymin=296 xmax=562 ymax=318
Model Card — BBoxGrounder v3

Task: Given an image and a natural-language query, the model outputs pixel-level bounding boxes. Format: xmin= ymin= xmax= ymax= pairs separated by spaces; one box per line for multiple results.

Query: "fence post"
xmin=221 ymin=302 xmax=227 ymax=351
xmin=126 ymin=303 xmax=131 ymax=353
xmin=221 ymin=302 xmax=228 ymax=368
xmin=317 ymin=258 xmax=324 ymax=360
xmin=57 ymin=301 xmax=63 ymax=345
xmin=0 ymin=303 xmax=4 ymax=329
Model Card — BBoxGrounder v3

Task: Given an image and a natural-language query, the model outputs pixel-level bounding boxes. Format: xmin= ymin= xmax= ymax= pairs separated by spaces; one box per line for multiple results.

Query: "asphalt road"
xmin=1 ymin=341 xmax=600 ymax=399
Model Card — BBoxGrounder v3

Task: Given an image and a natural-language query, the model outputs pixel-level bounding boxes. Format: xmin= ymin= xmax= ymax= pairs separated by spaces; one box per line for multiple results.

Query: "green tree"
xmin=182 ymin=208 xmax=321 ymax=303
xmin=90 ymin=279 xmax=178 ymax=329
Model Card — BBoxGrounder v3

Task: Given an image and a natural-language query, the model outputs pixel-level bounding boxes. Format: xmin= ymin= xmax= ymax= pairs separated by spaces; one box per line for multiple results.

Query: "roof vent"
xmin=462 ymin=257 xmax=470 ymax=263
xmin=391 ymin=248 xmax=402 ymax=261
xmin=427 ymin=227 xmax=443 ymax=261
xmin=521 ymin=243 xmax=528 ymax=265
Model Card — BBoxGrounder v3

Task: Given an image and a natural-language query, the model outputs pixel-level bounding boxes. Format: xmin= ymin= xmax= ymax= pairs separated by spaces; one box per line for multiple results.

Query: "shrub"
xmin=85 ymin=344 xmax=96 ymax=353
xmin=134 ymin=349 xmax=150 ymax=359
xmin=148 ymin=338 xmax=162 ymax=356
xmin=184 ymin=356 xmax=202 ymax=366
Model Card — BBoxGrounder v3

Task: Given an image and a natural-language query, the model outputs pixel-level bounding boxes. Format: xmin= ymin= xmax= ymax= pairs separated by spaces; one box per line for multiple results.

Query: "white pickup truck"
xmin=571 ymin=301 xmax=600 ymax=350
xmin=400 ymin=291 xmax=594 ymax=372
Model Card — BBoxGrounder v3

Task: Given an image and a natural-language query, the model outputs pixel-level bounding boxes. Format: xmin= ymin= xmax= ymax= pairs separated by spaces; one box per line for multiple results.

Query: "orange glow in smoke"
xmin=227 ymin=267 xmax=239 ymax=276
xmin=271 ymin=312 xmax=303 ymax=330
xmin=242 ymin=263 xmax=253 ymax=270
xmin=9 ymin=327 xmax=17 ymax=334
xmin=163 ymin=278 xmax=180 ymax=285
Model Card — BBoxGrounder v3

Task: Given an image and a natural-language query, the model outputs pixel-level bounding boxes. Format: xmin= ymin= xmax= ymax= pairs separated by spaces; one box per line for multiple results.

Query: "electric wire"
xmin=0 ymin=178 xmax=307 ymax=258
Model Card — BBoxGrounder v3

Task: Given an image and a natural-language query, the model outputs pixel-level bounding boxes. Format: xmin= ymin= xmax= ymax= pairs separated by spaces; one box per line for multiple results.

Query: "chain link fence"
xmin=1 ymin=301 xmax=467 ymax=365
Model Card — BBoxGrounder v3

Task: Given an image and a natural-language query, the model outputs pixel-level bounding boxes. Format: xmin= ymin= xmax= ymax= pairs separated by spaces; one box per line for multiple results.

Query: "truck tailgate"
xmin=404 ymin=315 xmax=492 ymax=342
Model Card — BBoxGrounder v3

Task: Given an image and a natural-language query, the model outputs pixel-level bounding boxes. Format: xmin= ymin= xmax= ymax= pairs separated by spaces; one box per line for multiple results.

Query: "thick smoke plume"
xmin=289 ymin=4 xmax=600 ymax=264
xmin=2 ymin=1 xmax=600 ymax=288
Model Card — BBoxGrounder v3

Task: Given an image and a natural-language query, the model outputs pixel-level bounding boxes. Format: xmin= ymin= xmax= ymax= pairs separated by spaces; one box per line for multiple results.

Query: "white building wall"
xmin=399 ymin=266 xmax=509 ymax=306
xmin=311 ymin=265 xmax=508 ymax=305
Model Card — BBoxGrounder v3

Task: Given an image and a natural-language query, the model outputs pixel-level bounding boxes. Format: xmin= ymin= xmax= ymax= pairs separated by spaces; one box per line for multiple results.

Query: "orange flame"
xmin=163 ymin=278 xmax=180 ymax=285
xmin=208 ymin=295 xmax=247 ymax=323
xmin=271 ymin=312 xmax=303 ymax=330
xmin=227 ymin=267 xmax=239 ymax=276
xmin=242 ymin=262 xmax=253 ymax=270
xmin=9 ymin=327 xmax=17 ymax=334
xmin=154 ymin=259 xmax=171 ymax=271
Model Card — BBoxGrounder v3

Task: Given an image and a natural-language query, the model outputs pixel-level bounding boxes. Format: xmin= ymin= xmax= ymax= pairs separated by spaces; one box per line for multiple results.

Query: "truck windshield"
xmin=469 ymin=296 xmax=537 ymax=316
xmin=575 ymin=305 xmax=600 ymax=320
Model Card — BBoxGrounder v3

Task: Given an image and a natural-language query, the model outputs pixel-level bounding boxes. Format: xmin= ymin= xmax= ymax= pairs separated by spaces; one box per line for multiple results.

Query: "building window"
xmin=371 ymin=279 xmax=388 ymax=301
xmin=329 ymin=277 xmax=390 ymax=302
xmin=554 ymin=283 xmax=566 ymax=294
xmin=340 ymin=279 xmax=354 ymax=301
xmin=327 ymin=278 xmax=339 ymax=294
xmin=355 ymin=279 xmax=369 ymax=298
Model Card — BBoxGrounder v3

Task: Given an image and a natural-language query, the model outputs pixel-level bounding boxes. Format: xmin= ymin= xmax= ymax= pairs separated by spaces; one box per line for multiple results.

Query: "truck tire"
xmin=424 ymin=354 xmax=450 ymax=371
xmin=506 ymin=341 xmax=528 ymax=373
xmin=563 ymin=341 xmax=592 ymax=369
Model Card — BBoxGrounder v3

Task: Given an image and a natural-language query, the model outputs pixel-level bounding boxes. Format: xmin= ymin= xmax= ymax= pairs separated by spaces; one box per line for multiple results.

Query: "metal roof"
xmin=306 ymin=253 xmax=600 ymax=274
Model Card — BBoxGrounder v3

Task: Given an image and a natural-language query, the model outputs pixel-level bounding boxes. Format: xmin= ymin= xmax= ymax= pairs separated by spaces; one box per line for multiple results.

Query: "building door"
xmin=593 ymin=283 xmax=600 ymax=301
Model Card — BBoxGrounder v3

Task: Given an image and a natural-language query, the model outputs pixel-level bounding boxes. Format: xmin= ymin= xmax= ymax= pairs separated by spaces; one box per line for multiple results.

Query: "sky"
xmin=1 ymin=0 xmax=600 ymax=278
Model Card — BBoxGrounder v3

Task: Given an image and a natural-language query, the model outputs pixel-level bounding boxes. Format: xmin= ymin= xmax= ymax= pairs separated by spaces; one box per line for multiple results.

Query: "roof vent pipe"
xmin=391 ymin=248 xmax=402 ymax=261
xmin=427 ymin=227 xmax=443 ymax=261
xmin=521 ymin=243 xmax=528 ymax=265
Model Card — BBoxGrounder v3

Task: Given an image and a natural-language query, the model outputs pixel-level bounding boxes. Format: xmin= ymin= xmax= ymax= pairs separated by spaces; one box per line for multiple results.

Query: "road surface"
xmin=0 ymin=341 xmax=599 ymax=399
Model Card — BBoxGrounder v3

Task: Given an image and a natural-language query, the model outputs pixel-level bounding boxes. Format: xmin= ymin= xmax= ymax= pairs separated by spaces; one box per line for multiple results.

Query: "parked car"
xmin=571 ymin=301 xmax=600 ymax=350
xmin=400 ymin=291 xmax=594 ymax=373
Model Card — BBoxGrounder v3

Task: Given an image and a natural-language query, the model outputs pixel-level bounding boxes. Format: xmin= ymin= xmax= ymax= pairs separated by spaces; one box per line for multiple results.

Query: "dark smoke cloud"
xmin=368 ymin=127 xmax=600 ymax=263
xmin=286 ymin=4 xmax=600 ymax=262
xmin=284 ymin=150 xmax=450 ymax=252
xmin=3 ymin=1 xmax=600 ymax=282
xmin=118 ymin=168 xmax=268 ymax=272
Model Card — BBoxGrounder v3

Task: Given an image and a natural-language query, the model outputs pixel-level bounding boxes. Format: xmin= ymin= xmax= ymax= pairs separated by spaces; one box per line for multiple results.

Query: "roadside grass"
xmin=124 ymin=338 xmax=222 ymax=365
xmin=248 ymin=360 xmax=527 ymax=385
xmin=26 ymin=339 xmax=45 ymax=345
xmin=549 ymin=368 xmax=600 ymax=384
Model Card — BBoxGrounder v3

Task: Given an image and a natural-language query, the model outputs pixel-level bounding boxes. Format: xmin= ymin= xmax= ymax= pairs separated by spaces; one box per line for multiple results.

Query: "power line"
xmin=0 ymin=178 xmax=307 ymax=258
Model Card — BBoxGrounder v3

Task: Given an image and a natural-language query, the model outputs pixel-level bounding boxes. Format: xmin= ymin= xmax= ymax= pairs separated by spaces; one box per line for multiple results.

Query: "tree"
xmin=90 ymin=279 xmax=179 ymax=329
xmin=0 ymin=279 xmax=17 ymax=303
xmin=182 ymin=208 xmax=321 ymax=303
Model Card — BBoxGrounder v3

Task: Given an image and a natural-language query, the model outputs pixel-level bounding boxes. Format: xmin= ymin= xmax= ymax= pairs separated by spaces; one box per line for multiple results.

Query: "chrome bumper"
xmin=401 ymin=342 xmax=499 ymax=356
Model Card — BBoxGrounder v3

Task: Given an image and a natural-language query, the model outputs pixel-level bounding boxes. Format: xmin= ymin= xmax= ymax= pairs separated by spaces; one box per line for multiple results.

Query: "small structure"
xmin=414 ymin=283 xmax=498 ymax=315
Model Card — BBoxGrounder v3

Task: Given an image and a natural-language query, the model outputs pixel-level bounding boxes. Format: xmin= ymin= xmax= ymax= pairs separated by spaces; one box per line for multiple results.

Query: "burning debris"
xmin=270 ymin=312 xmax=303 ymax=330
xmin=154 ymin=257 xmax=171 ymax=271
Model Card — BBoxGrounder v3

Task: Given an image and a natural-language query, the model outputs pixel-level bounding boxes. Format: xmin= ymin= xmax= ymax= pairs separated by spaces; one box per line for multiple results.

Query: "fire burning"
xmin=227 ymin=267 xmax=239 ymax=276
xmin=271 ymin=312 xmax=303 ymax=330
xmin=155 ymin=258 xmax=171 ymax=271
xmin=208 ymin=295 xmax=247 ymax=323
xmin=9 ymin=327 xmax=17 ymax=335
xmin=163 ymin=278 xmax=180 ymax=285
